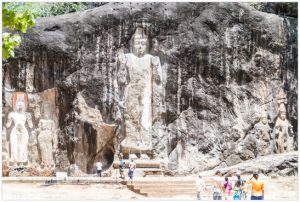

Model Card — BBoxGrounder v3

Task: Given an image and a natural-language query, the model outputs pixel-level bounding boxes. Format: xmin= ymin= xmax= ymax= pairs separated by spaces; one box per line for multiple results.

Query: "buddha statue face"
xmin=131 ymin=27 xmax=148 ymax=57
xmin=16 ymin=101 xmax=25 ymax=113
xmin=133 ymin=35 xmax=147 ymax=57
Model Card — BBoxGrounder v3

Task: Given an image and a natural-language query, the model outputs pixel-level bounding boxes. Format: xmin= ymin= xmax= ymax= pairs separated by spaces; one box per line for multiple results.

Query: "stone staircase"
xmin=122 ymin=177 xmax=215 ymax=198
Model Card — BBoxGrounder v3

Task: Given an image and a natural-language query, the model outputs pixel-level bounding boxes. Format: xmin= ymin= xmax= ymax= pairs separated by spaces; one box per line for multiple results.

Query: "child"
xmin=233 ymin=187 xmax=240 ymax=200
xmin=241 ymin=180 xmax=248 ymax=200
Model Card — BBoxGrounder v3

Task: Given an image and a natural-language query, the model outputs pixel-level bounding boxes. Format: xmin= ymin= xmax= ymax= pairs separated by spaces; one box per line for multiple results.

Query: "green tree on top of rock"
xmin=2 ymin=2 xmax=107 ymax=61
xmin=2 ymin=2 xmax=39 ymax=60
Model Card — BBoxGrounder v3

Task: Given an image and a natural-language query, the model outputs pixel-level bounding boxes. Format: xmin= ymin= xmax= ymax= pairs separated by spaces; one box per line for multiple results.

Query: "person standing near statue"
xmin=119 ymin=153 xmax=126 ymax=179
xmin=96 ymin=160 xmax=103 ymax=177
xmin=128 ymin=159 xmax=136 ymax=183
xmin=247 ymin=172 xmax=264 ymax=200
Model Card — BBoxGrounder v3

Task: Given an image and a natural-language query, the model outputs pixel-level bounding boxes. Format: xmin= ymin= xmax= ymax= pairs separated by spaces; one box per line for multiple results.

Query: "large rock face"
xmin=199 ymin=151 xmax=298 ymax=177
xmin=2 ymin=2 xmax=297 ymax=175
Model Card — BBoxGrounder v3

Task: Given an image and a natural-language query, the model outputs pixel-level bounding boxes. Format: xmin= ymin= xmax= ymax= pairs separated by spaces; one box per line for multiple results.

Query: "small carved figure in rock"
xmin=276 ymin=88 xmax=288 ymax=106
xmin=252 ymin=51 xmax=264 ymax=77
xmin=6 ymin=93 xmax=33 ymax=166
xmin=28 ymin=129 xmax=39 ymax=167
xmin=36 ymin=115 xmax=58 ymax=169
xmin=168 ymin=139 xmax=183 ymax=170
xmin=116 ymin=26 xmax=163 ymax=155
xmin=253 ymin=111 xmax=273 ymax=156
xmin=274 ymin=103 xmax=294 ymax=153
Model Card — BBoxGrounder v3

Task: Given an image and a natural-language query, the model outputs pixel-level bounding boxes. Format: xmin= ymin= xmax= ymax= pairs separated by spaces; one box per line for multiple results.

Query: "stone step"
xmin=126 ymin=180 xmax=196 ymax=185
xmin=118 ymin=168 xmax=164 ymax=177
xmin=124 ymin=177 xmax=217 ymax=198
xmin=129 ymin=185 xmax=197 ymax=191
xmin=113 ymin=160 xmax=161 ymax=169
xmin=140 ymin=187 xmax=197 ymax=192
xmin=145 ymin=191 xmax=197 ymax=197
xmin=127 ymin=184 xmax=196 ymax=189
xmin=143 ymin=169 xmax=163 ymax=177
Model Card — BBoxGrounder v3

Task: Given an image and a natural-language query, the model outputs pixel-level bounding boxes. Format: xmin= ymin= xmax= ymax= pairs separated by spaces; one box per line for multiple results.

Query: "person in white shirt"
xmin=128 ymin=159 xmax=136 ymax=183
xmin=196 ymin=175 xmax=207 ymax=200
xmin=212 ymin=170 xmax=224 ymax=200
xmin=96 ymin=160 xmax=103 ymax=177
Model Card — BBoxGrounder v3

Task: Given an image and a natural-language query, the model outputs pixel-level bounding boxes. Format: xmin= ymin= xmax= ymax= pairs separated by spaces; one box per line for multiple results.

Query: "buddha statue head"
xmin=12 ymin=92 xmax=28 ymax=112
xmin=130 ymin=27 xmax=149 ymax=57
xmin=15 ymin=100 xmax=25 ymax=113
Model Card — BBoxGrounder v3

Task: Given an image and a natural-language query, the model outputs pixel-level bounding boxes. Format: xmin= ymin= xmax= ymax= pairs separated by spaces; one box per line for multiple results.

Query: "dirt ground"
xmin=2 ymin=176 xmax=298 ymax=200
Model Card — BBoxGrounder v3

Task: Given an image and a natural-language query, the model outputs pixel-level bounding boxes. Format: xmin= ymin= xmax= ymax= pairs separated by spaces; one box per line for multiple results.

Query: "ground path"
xmin=2 ymin=176 xmax=298 ymax=200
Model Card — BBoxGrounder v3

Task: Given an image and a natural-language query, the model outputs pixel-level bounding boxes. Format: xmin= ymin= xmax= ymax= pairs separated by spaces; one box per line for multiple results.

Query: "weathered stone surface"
xmin=225 ymin=154 xmax=242 ymax=167
xmin=2 ymin=2 xmax=297 ymax=175
xmin=2 ymin=128 xmax=10 ymax=177
xmin=68 ymin=92 xmax=117 ymax=174
xmin=248 ymin=2 xmax=298 ymax=18
xmin=200 ymin=151 xmax=298 ymax=177
xmin=68 ymin=164 xmax=88 ymax=177
xmin=8 ymin=167 xmax=54 ymax=177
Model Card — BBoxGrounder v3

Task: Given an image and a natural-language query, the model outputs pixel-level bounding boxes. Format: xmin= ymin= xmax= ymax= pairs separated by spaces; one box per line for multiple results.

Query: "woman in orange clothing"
xmin=247 ymin=173 xmax=264 ymax=200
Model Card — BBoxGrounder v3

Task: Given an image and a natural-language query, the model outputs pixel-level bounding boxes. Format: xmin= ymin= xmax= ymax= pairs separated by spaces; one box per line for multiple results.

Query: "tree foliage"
xmin=2 ymin=2 xmax=107 ymax=60
xmin=2 ymin=2 xmax=40 ymax=60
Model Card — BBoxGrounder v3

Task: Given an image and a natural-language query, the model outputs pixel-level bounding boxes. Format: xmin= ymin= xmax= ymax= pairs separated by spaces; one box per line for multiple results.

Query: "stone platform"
xmin=112 ymin=157 xmax=163 ymax=177
xmin=113 ymin=159 xmax=161 ymax=169
xmin=2 ymin=177 xmax=121 ymax=184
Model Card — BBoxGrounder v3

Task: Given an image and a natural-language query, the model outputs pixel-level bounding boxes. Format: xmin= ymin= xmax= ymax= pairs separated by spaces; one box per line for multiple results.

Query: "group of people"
xmin=119 ymin=157 xmax=137 ymax=181
xmin=96 ymin=156 xmax=137 ymax=181
xmin=97 ymin=157 xmax=264 ymax=201
xmin=196 ymin=170 xmax=264 ymax=200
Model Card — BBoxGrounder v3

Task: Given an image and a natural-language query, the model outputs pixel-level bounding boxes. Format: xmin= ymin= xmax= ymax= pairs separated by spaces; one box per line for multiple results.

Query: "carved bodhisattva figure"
xmin=168 ymin=139 xmax=183 ymax=170
xmin=253 ymin=111 xmax=273 ymax=156
xmin=116 ymin=27 xmax=162 ymax=155
xmin=275 ymin=103 xmax=294 ymax=153
xmin=6 ymin=93 xmax=33 ymax=166
xmin=36 ymin=116 xmax=58 ymax=169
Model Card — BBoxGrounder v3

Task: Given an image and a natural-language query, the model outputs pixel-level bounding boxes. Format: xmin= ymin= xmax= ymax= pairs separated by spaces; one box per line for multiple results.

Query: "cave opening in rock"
xmin=86 ymin=146 xmax=115 ymax=174
xmin=102 ymin=147 xmax=114 ymax=171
